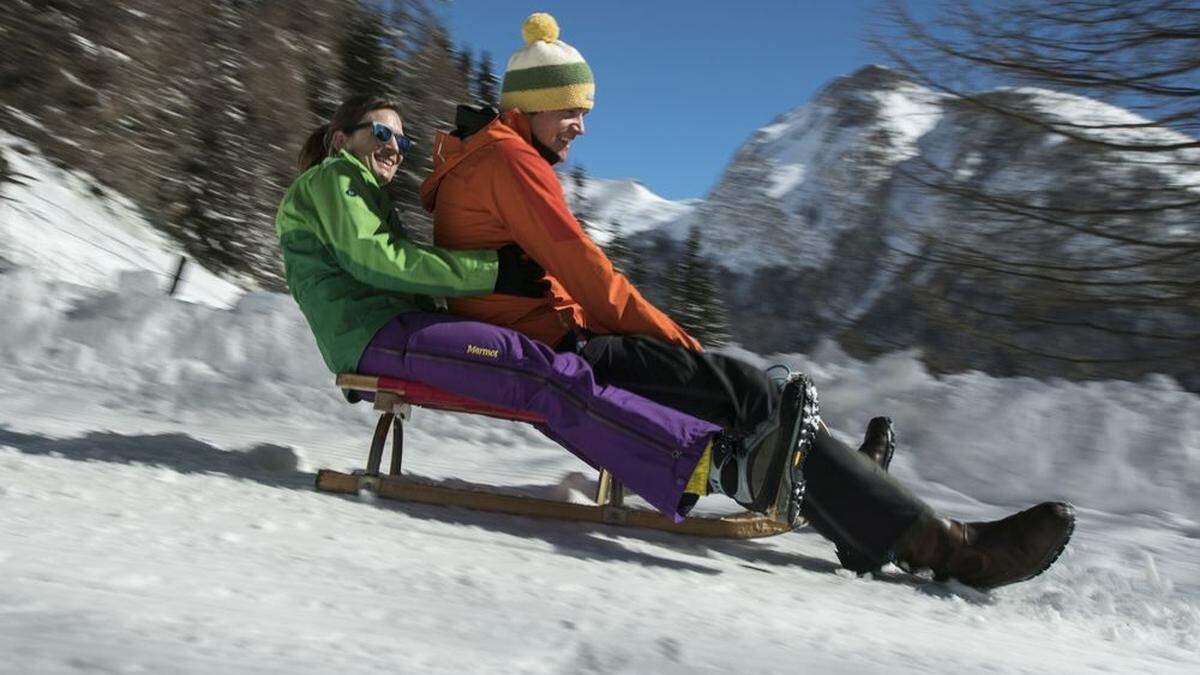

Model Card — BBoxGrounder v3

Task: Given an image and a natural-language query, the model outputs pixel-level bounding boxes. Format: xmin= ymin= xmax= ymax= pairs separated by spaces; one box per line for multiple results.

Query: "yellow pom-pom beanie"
xmin=500 ymin=13 xmax=595 ymax=113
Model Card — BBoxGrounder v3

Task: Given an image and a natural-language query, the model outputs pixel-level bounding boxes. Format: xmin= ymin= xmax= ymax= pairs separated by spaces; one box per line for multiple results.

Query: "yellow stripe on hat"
xmin=500 ymin=83 xmax=595 ymax=113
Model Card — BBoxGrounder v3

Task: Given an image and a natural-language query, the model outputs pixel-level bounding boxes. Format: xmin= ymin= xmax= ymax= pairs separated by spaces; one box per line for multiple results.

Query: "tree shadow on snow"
xmin=0 ymin=426 xmax=312 ymax=490
xmin=0 ymin=425 xmax=729 ymax=572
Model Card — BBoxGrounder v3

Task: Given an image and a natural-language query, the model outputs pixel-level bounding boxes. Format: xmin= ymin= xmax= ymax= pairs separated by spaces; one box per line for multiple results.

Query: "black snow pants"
xmin=560 ymin=332 xmax=932 ymax=567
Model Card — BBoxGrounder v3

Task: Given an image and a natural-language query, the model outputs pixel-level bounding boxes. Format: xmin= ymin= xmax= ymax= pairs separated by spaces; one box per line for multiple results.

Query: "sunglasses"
xmin=344 ymin=121 xmax=415 ymax=154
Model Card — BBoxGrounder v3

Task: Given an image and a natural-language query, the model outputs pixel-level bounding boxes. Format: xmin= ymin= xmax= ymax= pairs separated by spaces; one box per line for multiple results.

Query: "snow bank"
xmin=0 ymin=129 xmax=242 ymax=307
xmin=4 ymin=268 xmax=1197 ymax=520
xmin=0 ymin=270 xmax=333 ymax=421
xmin=729 ymin=343 xmax=1200 ymax=519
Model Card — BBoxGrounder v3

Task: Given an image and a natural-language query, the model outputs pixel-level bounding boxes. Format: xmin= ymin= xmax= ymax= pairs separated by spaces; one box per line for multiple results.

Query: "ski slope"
xmin=1 ymin=132 xmax=1198 ymax=673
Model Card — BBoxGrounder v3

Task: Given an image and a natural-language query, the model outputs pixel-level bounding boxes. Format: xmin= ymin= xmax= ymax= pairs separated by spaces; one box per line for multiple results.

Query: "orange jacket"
xmin=420 ymin=109 xmax=701 ymax=352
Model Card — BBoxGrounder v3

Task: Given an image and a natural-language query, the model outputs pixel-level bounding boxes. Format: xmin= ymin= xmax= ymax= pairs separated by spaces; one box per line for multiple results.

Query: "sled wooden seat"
xmin=316 ymin=373 xmax=793 ymax=539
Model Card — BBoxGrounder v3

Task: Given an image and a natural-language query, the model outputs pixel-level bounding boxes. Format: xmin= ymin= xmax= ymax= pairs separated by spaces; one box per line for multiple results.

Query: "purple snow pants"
xmin=356 ymin=312 xmax=720 ymax=520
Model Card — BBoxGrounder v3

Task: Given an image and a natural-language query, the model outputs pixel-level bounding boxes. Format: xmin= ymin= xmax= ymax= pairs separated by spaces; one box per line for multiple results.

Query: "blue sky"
xmin=438 ymin=0 xmax=921 ymax=199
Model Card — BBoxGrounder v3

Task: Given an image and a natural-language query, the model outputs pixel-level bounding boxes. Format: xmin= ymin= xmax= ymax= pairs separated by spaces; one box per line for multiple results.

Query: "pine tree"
xmin=475 ymin=51 xmax=499 ymax=108
xmin=668 ymin=225 xmax=731 ymax=347
xmin=456 ymin=45 xmax=473 ymax=79
xmin=605 ymin=219 xmax=640 ymax=278
xmin=389 ymin=9 xmax=472 ymax=241
xmin=340 ymin=3 xmax=392 ymax=96
xmin=175 ymin=0 xmax=259 ymax=279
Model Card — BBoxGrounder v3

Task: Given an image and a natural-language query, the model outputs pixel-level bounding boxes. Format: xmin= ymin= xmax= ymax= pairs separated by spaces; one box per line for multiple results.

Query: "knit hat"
xmin=499 ymin=13 xmax=595 ymax=113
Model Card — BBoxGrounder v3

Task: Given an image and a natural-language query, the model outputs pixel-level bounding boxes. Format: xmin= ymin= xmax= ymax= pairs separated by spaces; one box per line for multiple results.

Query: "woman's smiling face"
xmin=333 ymin=108 xmax=405 ymax=184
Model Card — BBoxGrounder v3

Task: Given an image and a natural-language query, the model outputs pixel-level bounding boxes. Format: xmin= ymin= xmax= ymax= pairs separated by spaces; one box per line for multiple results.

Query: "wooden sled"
xmin=316 ymin=373 xmax=794 ymax=539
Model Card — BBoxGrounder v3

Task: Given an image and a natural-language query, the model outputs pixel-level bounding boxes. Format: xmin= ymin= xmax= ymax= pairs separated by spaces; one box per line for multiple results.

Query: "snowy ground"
xmin=2 ymin=132 xmax=1199 ymax=673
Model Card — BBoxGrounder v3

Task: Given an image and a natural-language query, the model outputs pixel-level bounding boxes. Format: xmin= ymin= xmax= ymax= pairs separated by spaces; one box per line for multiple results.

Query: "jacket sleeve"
xmin=489 ymin=144 xmax=702 ymax=351
xmin=310 ymin=160 xmax=500 ymax=297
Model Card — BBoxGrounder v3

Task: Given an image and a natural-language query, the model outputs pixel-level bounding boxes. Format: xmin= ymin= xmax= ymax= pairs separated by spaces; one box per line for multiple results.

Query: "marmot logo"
xmin=466 ymin=344 xmax=500 ymax=359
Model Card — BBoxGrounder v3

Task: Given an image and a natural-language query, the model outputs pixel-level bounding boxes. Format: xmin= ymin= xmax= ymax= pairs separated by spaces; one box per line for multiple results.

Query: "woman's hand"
xmin=493 ymin=244 xmax=550 ymax=298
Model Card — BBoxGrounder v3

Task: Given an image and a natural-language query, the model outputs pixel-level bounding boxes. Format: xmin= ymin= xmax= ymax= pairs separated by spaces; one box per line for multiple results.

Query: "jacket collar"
xmin=332 ymin=149 xmax=381 ymax=189
xmin=420 ymin=109 xmax=537 ymax=212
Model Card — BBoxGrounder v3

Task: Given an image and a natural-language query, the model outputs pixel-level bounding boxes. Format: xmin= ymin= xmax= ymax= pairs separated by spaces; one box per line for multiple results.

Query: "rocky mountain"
xmin=581 ymin=65 xmax=1200 ymax=389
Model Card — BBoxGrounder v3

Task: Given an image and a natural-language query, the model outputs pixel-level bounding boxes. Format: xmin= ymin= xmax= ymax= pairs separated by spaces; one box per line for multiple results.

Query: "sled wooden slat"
xmin=316 ymin=469 xmax=792 ymax=539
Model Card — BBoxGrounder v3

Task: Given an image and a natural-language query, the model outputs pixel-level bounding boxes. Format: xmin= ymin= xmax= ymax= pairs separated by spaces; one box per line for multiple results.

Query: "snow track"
xmin=2 ymin=344 xmax=1198 ymax=673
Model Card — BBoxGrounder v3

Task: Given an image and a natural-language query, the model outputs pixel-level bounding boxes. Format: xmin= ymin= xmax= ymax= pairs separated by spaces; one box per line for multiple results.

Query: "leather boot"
xmin=856 ymin=416 xmax=895 ymax=471
xmin=893 ymin=502 xmax=1076 ymax=590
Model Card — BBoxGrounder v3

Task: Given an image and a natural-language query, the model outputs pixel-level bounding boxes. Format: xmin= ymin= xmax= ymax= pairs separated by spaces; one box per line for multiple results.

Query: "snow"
xmin=764 ymin=163 xmax=805 ymax=200
xmin=0 ymin=130 xmax=243 ymax=308
xmin=1 ymin=129 xmax=1199 ymax=674
xmin=563 ymin=175 xmax=697 ymax=244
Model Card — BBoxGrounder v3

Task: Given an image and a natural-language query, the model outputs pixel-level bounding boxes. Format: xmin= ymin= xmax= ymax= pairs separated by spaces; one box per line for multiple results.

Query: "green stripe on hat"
xmin=502 ymin=62 xmax=594 ymax=93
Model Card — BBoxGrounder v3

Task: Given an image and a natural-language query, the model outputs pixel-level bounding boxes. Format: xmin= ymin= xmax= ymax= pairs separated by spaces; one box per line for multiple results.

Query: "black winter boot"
xmin=857 ymin=417 xmax=895 ymax=471
xmin=893 ymin=502 xmax=1076 ymax=590
xmin=834 ymin=417 xmax=899 ymax=572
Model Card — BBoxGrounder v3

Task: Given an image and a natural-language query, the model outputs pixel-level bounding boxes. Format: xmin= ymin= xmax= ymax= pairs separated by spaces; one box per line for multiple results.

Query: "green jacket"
xmin=276 ymin=150 xmax=499 ymax=374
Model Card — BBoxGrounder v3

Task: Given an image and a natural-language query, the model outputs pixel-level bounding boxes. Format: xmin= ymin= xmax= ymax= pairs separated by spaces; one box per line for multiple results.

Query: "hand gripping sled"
xmin=315 ymin=374 xmax=794 ymax=539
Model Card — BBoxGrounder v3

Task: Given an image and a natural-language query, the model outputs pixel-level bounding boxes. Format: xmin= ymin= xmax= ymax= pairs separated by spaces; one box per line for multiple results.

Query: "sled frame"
xmin=316 ymin=374 xmax=793 ymax=539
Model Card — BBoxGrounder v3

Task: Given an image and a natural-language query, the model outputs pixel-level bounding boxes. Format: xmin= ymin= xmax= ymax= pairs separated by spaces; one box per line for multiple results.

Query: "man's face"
xmin=528 ymin=108 xmax=588 ymax=162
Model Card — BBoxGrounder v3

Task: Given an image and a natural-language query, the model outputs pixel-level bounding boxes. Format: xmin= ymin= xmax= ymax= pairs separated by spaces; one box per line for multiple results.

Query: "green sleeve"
xmin=309 ymin=161 xmax=499 ymax=296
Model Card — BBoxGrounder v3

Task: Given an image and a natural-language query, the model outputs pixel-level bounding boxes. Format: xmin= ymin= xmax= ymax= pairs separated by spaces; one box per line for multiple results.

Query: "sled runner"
xmin=316 ymin=374 xmax=794 ymax=539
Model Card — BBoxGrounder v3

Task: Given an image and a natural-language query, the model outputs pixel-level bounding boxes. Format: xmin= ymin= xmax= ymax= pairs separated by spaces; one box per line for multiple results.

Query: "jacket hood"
xmin=420 ymin=109 xmax=535 ymax=212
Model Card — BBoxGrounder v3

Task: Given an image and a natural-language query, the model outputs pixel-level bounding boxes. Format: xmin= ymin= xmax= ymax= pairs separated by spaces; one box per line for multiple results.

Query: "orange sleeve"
xmin=488 ymin=143 xmax=702 ymax=352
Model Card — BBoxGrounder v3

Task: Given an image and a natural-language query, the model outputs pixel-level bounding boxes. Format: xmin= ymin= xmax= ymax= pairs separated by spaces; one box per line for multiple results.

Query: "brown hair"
xmin=298 ymin=94 xmax=404 ymax=172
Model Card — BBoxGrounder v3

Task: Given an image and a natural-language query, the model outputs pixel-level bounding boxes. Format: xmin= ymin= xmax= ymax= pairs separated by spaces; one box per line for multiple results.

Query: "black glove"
xmin=493 ymin=244 xmax=550 ymax=298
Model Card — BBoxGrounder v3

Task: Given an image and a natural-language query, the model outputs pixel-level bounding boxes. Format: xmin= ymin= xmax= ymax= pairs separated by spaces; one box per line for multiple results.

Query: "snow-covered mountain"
xmin=562 ymin=174 xmax=698 ymax=244
xmin=576 ymin=65 xmax=1200 ymax=388
xmin=672 ymin=65 xmax=945 ymax=271
xmin=1 ymin=128 xmax=1199 ymax=673
xmin=568 ymin=66 xmax=944 ymax=268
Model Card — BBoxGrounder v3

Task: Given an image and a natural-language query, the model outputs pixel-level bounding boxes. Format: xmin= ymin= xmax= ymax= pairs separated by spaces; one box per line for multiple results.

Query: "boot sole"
xmin=999 ymin=502 xmax=1076 ymax=589
xmin=763 ymin=375 xmax=820 ymax=526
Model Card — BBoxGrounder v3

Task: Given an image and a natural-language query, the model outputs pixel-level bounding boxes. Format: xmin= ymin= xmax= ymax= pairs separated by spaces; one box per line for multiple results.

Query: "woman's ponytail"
xmin=298 ymin=123 xmax=332 ymax=172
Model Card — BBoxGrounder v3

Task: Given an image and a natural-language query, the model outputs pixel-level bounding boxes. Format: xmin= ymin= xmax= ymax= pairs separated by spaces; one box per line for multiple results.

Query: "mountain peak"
xmin=835 ymin=64 xmax=915 ymax=91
